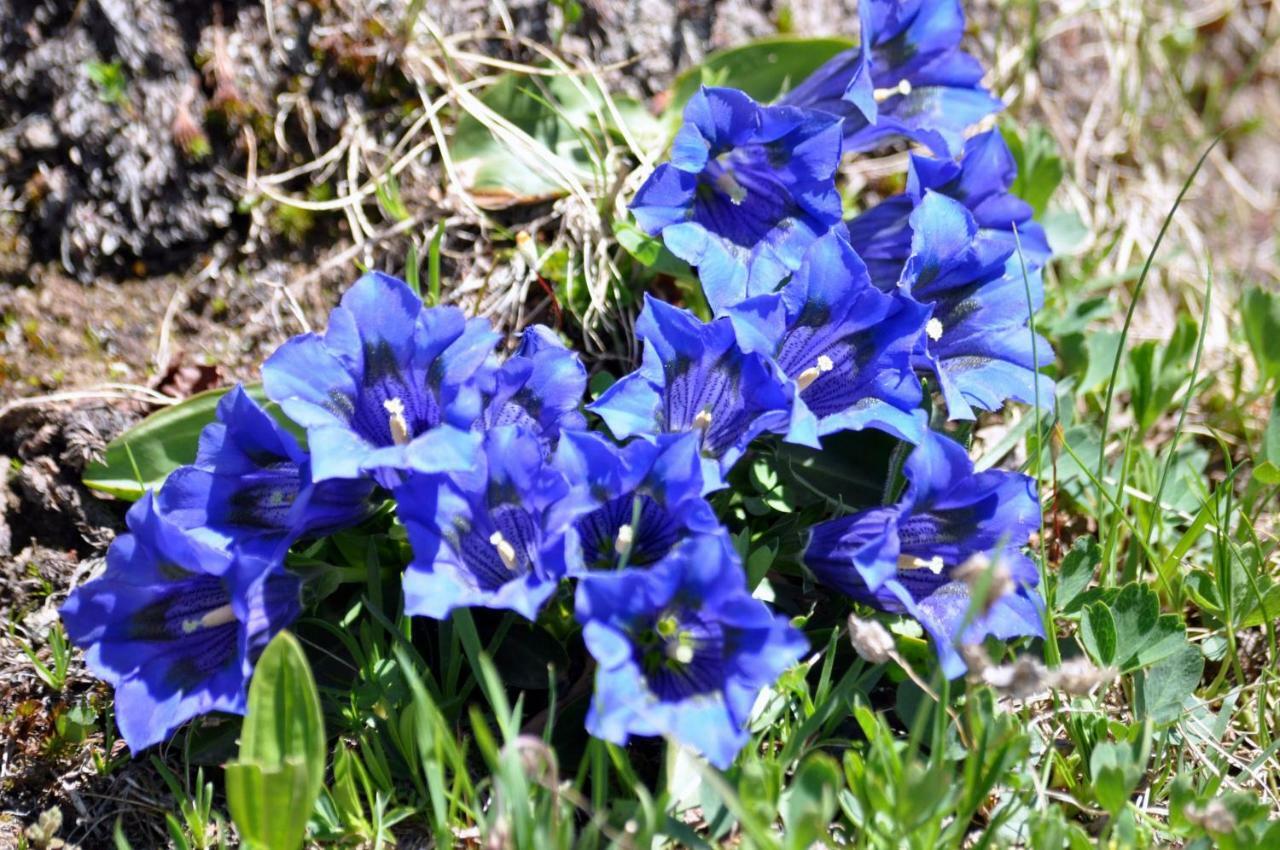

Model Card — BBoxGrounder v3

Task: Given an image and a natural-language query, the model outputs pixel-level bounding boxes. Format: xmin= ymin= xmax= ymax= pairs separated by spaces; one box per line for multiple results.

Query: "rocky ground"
xmin=1 ymin=1 xmax=1276 ymax=846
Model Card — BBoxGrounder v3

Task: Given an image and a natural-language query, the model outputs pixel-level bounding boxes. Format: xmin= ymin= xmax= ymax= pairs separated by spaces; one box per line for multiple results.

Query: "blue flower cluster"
xmin=63 ymin=0 xmax=1052 ymax=769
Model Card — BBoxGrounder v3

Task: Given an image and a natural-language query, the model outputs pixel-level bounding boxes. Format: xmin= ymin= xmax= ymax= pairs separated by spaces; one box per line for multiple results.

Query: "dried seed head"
xmin=1048 ymin=657 xmax=1117 ymax=696
xmin=981 ymin=655 xmax=1049 ymax=700
xmin=953 ymin=553 xmax=1014 ymax=615
xmin=848 ymin=614 xmax=895 ymax=665
xmin=1184 ymin=799 xmax=1236 ymax=834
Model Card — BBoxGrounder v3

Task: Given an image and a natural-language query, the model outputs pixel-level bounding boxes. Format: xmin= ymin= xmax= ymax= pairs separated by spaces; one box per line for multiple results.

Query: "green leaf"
xmin=82 ymin=384 xmax=296 ymax=500
xmin=451 ymin=72 xmax=661 ymax=202
xmin=1057 ymin=536 xmax=1099 ymax=613
xmin=1080 ymin=602 xmax=1117 ymax=666
xmin=226 ymin=631 xmax=326 ymax=850
xmin=1136 ymin=643 xmax=1203 ymax=725
xmin=780 ymin=753 xmax=841 ymax=850
xmin=1089 ymin=741 xmax=1140 ymax=816
xmin=612 ymin=218 xmax=695 ymax=278
xmin=225 ymin=760 xmax=316 ymax=850
xmin=668 ymin=36 xmax=855 ymax=116
xmin=1253 ymin=461 xmax=1280 ymax=486
xmin=1263 ymin=393 xmax=1280 ymax=466
xmin=1242 ymin=286 xmax=1280 ymax=385
xmin=1001 ymin=121 xmax=1064 ymax=218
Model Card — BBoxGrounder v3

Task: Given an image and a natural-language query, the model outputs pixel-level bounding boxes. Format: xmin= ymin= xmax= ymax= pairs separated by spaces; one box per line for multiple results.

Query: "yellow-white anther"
xmin=183 ymin=603 xmax=237 ymax=634
xmin=795 ymin=354 xmax=835 ymax=390
xmin=384 ymin=398 xmax=411 ymax=445
xmin=874 ymin=78 xmax=913 ymax=102
xmin=693 ymin=410 xmax=713 ymax=431
xmin=615 ymin=523 xmax=634 ymax=555
xmin=925 ymin=318 xmax=944 ymax=342
xmin=897 ymin=553 xmax=945 ymax=574
xmin=490 ymin=531 xmax=519 ymax=570
xmin=668 ymin=642 xmax=696 ymax=665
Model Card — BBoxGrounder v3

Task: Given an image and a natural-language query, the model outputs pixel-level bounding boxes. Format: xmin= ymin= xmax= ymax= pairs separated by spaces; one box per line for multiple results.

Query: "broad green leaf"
xmin=1089 ymin=741 xmax=1140 ymax=816
xmin=451 ymin=72 xmax=662 ymax=202
xmin=225 ymin=760 xmax=315 ymax=850
xmin=1080 ymin=602 xmax=1117 ymax=666
xmin=780 ymin=753 xmax=841 ymax=850
xmin=1001 ymin=121 xmax=1064 ymax=218
xmin=1263 ymin=393 xmax=1280 ymax=466
xmin=612 ymin=218 xmax=695 ymax=278
xmin=1253 ymin=460 xmax=1280 ymax=486
xmin=226 ymin=631 xmax=326 ymax=850
xmin=1057 ymin=536 xmax=1099 ymax=613
xmin=1242 ymin=286 xmax=1280 ymax=385
xmin=1040 ymin=208 xmax=1089 ymax=256
xmin=668 ymin=36 xmax=855 ymax=116
xmin=82 ymin=383 xmax=295 ymax=500
xmin=1136 ymin=643 xmax=1203 ymax=725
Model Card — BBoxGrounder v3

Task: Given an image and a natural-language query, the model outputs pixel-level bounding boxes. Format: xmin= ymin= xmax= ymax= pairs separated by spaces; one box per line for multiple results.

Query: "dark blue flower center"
xmin=662 ymin=355 xmax=757 ymax=459
xmin=578 ymin=494 xmax=680 ymax=571
xmin=125 ymin=572 xmax=240 ymax=687
xmin=224 ymin=461 xmax=303 ymax=531
xmin=348 ymin=339 xmax=442 ymax=447
xmin=693 ymin=149 xmax=797 ymax=249
xmin=631 ymin=609 xmax=727 ymax=702
xmin=449 ymin=504 xmax=539 ymax=591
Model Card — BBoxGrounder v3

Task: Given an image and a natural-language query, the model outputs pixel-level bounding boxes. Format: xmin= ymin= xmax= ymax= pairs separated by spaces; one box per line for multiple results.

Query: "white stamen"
xmin=693 ymin=409 xmax=713 ymax=431
xmin=384 ymin=398 xmax=411 ymax=445
xmin=713 ymin=169 xmax=747 ymax=205
xmin=668 ymin=642 xmax=695 ymax=665
xmin=182 ymin=603 xmax=237 ymax=634
xmin=897 ymin=553 xmax=945 ymax=574
xmin=795 ymin=354 xmax=836 ymax=390
xmin=490 ymin=531 xmax=519 ymax=570
xmin=925 ymin=318 xmax=944 ymax=342
xmin=615 ymin=524 xmax=634 ymax=555
xmin=874 ymin=78 xmax=913 ymax=102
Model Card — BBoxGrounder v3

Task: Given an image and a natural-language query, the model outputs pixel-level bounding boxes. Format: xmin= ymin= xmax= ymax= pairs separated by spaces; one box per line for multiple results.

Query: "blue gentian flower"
xmin=587 ymin=296 xmax=807 ymax=491
xmin=804 ymin=428 xmax=1043 ymax=677
xmin=725 ymin=232 xmax=928 ymax=443
xmin=575 ymin=540 xmax=807 ymax=768
xmin=847 ymin=130 xmax=1052 ymax=288
xmin=779 ymin=0 xmax=1002 ymax=156
xmin=156 ymin=385 xmax=375 ymax=559
xmin=900 ymin=192 xmax=1055 ymax=419
xmin=60 ymin=494 xmax=300 ymax=751
xmin=551 ymin=430 xmax=725 ymax=572
xmin=397 ymin=425 xmax=580 ymax=621
xmin=630 ymin=86 xmax=845 ymax=313
xmin=481 ymin=325 xmax=587 ymax=444
xmin=262 ymin=272 xmax=499 ymax=488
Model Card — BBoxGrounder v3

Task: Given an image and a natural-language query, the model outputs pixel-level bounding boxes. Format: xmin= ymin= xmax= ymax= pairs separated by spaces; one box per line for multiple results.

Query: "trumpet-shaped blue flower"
xmin=779 ymin=0 xmax=1001 ymax=156
xmin=60 ymin=494 xmax=300 ymax=752
xmin=804 ymin=428 xmax=1043 ymax=677
xmin=481 ymin=325 xmax=587 ymax=444
xmin=262 ymin=272 xmax=499 ymax=488
xmin=630 ymin=86 xmax=845 ymax=313
xmin=900 ymin=192 xmax=1055 ymax=419
xmin=587 ymin=296 xmax=805 ymax=491
xmin=551 ymin=430 xmax=725 ymax=573
xmin=397 ymin=426 xmax=580 ymax=621
xmin=156 ymin=385 xmax=375 ymax=559
xmin=575 ymin=540 xmax=806 ymax=768
xmin=725 ymin=232 xmax=928 ymax=443
xmin=847 ymin=130 xmax=1051 ymax=288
